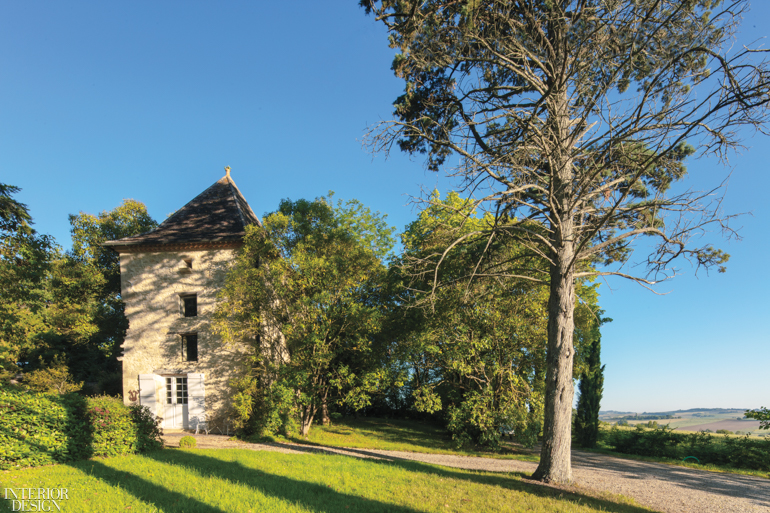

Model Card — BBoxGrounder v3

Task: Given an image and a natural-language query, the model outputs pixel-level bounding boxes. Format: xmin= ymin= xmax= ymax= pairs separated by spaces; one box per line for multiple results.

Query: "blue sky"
xmin=2 ymin=2 xmax=767 ymax=413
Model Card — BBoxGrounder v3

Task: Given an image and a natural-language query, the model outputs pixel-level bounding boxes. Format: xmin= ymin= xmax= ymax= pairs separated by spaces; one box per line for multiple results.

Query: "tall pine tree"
xmin=574 ymin=321 xmax=605 ymax=449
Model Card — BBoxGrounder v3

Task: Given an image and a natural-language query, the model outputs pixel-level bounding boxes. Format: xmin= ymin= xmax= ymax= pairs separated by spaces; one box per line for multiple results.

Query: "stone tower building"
xmin=105 ymin=169 xmax=257 ymax=432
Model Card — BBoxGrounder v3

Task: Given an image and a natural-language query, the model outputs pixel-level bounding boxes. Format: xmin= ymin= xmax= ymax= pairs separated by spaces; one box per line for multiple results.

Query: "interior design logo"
xmin=3 ymin=488 xmax=69 ymax=511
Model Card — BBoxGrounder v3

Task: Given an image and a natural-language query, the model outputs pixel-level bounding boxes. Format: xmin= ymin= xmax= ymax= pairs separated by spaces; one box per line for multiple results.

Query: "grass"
xmin=0 ymin=448 xmax=658 ymax=513
xmin=264 ymin=417 xmax=540 ymax=462
xmin=267 ymin=417 xmax=768 ymax=479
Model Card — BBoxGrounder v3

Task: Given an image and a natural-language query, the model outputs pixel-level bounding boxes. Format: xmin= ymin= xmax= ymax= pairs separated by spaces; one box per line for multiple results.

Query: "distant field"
xmin=674 ymin=419 xmax=762 ymax=433
xmin=599 ymin=408 xmax=769 ymax=437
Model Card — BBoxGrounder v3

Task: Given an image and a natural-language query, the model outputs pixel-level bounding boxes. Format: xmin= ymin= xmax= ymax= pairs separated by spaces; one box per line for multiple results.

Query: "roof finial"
xmin=225 ymin=166 xmax=231 ymax=179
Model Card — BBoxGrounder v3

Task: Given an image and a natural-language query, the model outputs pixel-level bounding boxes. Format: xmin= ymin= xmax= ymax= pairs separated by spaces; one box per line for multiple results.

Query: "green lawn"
xmin=1 ymin=449 xmax=657 ymax=513
xmin=271 ymin=417 xmax=769 ymax=478
xmin=268 ymin=417 xmax=540 ymax=462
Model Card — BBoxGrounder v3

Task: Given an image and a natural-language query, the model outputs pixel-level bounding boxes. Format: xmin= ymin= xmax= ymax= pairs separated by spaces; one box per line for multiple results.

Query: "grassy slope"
xmin=267 ymin=417 xmax=538 ymax=462
xmin=0 ymin=449 xmax=657 ymax=513
xmin=271 ymin=417 xmax=769 ymax=479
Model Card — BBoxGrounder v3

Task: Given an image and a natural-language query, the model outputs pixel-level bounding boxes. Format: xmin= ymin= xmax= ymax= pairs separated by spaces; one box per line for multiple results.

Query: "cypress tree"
xmin=574 ymin=326 xmax=605 ymax=449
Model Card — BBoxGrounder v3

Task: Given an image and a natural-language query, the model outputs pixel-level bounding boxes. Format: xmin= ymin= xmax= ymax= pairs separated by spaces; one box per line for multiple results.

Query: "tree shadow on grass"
xmin=67 ymin=459 xmax=227 ymax=513
xmin=140 ymin=449 xmax=421 ymax=513
xmin=144 ymin=448 xmax=657 ymax=513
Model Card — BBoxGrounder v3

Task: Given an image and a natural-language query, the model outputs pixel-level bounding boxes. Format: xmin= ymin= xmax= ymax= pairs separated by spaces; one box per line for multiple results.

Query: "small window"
xmin=182 ymin=294 xmax=197 ymax=317
xmin=183 ymin=334 xmax=198 ymax=362
xmin=178 ymin=259 xmax=193 ymax=274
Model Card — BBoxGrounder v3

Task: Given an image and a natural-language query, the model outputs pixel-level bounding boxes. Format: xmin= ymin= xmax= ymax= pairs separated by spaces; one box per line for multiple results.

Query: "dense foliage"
xmin=0 ymin=184 xmax=53 ymax=375
xmin=216 ymin=195 xmax=396 ymax=438
xmin=605 ymin=425 xmax=770 ymax=471
xmin=392 ymin=192 xmax=602 ymax=449
xmin=0 ymin=183 xmax=156 ymax=394
xmin=0 ymin=387 xmax=162 ymax=469
xmin=574 ymin=319 xmax=606 ymax=448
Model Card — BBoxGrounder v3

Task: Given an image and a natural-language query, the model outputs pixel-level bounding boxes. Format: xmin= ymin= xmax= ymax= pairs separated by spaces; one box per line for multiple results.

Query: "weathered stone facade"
xmin=119 ymin=246 xmax=250 ymax=430
xmin=106 ymin=171 xmax=261 ymax=433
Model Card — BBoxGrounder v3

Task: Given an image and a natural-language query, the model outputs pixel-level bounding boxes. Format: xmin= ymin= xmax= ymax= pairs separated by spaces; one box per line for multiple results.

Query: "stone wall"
xmin=119 ymin=247 xmax=251 ymax=430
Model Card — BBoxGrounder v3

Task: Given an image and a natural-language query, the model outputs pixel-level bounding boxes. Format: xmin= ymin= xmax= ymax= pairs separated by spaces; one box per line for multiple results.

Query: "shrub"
xmin=0 ymin=386 xmax=163 ymax=470
xmin=604 ymin=425 xmax=770 ymax=471
xmin=445 ymin=390 xmax=540 ymax=450
xmin=129 ymin=404 xmax=164 ymax=453
xmin=86 ymin=396 xmax=163 ymax=457
xmin=230 ymin=376 xmax=297 ymax=439
xmin=179 ymin=436 xmax=197 ymax=448
xmin=0 ymin=386 xmax=90 ymax=468
xmin=23 ymin=358 xmax=83 ymax=395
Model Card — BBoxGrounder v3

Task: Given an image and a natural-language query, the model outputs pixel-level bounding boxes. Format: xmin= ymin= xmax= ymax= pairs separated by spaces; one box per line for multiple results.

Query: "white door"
xmin=164 ymin=376 xmax=189 ymax=429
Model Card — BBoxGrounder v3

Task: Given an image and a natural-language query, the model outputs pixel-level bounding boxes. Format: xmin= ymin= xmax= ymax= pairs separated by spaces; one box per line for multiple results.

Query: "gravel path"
xmin=162 ymin=432 xmax=770 ymax=513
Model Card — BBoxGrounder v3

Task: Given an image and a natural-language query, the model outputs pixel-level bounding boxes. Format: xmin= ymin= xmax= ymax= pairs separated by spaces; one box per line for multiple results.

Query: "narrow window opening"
xmin=183 ymin=334 xmax=198 ymax=362
xmin=178 ymin=258 xmax=193 ymax=274
xmin=182 ymin=294 xmax=197 ymax=317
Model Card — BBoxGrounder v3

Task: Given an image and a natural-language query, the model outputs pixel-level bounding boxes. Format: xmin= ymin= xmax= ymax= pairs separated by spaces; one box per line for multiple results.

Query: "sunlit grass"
xmin=267 ymin=417 xmax=540 ymax=462
xmin=0 ymin=449 xmax=656 ymax=513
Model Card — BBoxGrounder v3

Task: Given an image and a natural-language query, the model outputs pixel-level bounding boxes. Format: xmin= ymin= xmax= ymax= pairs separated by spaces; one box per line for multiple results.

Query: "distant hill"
xmin=600 ymin=408 xmax=750 ymax=417
xmin=599 ymin=408 xmax=766 ymax=436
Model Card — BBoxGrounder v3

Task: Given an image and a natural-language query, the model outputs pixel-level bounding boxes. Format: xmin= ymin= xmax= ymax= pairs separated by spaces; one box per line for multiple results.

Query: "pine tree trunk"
xmin=532 ymin=256 xmax=576 ymax=483
xmin=533 ymin=84 xmax=577 ymax=483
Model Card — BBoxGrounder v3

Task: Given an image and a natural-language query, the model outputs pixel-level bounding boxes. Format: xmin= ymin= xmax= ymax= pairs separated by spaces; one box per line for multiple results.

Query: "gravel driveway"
xmin=162 ymin=432 xmax=770 ymax=513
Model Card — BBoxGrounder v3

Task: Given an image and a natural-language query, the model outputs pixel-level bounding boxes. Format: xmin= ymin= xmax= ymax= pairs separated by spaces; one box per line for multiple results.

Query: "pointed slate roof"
xmin=105 ymin=172 xmax=260 ymax=251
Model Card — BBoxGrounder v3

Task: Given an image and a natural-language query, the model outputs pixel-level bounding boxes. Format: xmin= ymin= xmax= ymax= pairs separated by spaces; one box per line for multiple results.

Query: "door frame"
xmin=163 ymin=375 xmax=189 ymax=429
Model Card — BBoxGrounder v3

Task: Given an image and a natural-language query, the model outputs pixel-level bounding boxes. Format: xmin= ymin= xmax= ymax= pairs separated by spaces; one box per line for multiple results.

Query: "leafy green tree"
xmin=574 ymin=317 xmax=606 ymax=448
xmin=362 ymin=0 xmax=769 ymax=482
xmin=69 ymin=199 xmax=157 ymax=296
xmin=215 ymin=195 xmax=395 ymax=437
xmin=23 ymin=355 xmax=83 ymax=394
xmin=25 ymin=200 xmax=156 ymax=390
xmin=394 ymin=191 xmax=548 ymax=448
xmin=745 ymin=407 xmax=770 ymax=430
xmin=0 ymin=184 xmax=52 ymax=374
xmin=394 ymin=191 xmax=602 ymax=449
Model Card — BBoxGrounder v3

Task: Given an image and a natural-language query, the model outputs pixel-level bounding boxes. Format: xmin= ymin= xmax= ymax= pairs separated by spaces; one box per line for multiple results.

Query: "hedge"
xmin=605 ymin=425 xmax=770 ymax=471
xmin=0 ymin=387 xmax=163 ymax=469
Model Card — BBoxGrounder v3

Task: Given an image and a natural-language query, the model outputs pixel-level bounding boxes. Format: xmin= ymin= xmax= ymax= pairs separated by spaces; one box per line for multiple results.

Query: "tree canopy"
xmin=362 ymin=0 xmax=769 ymax=482
xmin=0 ymin=184 xmax=52 ymax=374
xmin=0 ymin=191 xmax=157 ymax=392
xmin=215 ymin=195 xmax=396 ymax=437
